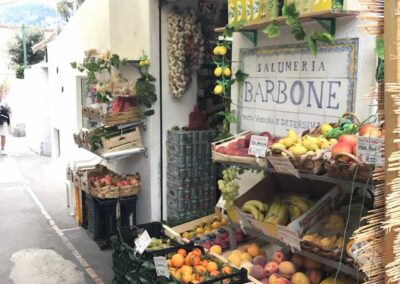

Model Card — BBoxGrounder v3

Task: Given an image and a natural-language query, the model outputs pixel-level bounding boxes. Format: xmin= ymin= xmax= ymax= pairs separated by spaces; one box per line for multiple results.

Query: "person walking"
xmin=0 ymin=87 xmax=11 ymax=155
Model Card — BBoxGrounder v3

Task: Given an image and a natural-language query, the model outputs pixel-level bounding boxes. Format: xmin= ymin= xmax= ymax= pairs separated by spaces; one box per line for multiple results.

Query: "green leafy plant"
xmin=375 ymin=38 xmax=384 ymax=81
xmin=134 ymin=70 xmax=157 ymax=117
xmin=264 ymin=3 xmax=334 ymax=55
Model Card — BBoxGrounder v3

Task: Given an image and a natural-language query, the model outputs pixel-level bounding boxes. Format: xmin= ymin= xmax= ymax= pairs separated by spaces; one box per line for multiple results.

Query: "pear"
xmin=287 ymin=129 xmax=298 ymax=140
xmin=281 ymin=137 xmax=295 ymax=148
xmin=271 ymin=143 xmax=286 ymax=150
xmin=290 ymin=144 xmax=307 ymax=157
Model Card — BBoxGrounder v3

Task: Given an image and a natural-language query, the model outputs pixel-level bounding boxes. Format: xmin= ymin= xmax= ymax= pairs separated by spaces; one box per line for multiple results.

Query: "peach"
xmin=265 ymin=261 xmax=279 ymax=275
xmin=306 ymin=270 xmax=322 ymax=284
xmin=303 ymin=258 xmax=322 ymax=270
xmin=250 ymin=264 xmax=266 ymax=280
xmin=273 ymin=251 xmax=286 ymax=264
xmin=269 ymin=274 xmax=280 ymax=284
xmin=260 ymin=278 xmax=270 ymax=284
xmin=291 ymin=255 xmax=304 ymax=269
xmin=279 ymin=261 xmax=297 ymax=278
xmin=253 ymin=255 xmax=268 ymax=268
xmin=291 ymin=272 xmax=310 ymax=284
xmin=276 ymin=278 xmax=291 ymax=284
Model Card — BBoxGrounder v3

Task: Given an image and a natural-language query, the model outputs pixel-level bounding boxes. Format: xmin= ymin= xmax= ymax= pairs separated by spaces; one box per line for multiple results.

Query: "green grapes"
xmin=218 ymin=167 xmax=240 ymax=209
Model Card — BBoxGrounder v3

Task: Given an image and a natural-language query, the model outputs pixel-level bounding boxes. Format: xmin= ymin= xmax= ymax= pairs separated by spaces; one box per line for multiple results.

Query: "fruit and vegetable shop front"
xmin=64 ymin=0 xmax=399 ymax=283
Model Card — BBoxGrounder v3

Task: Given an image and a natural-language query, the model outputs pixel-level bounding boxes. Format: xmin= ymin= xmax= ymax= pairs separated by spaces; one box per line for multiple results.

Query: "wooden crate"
xmin=82 ymin=106 xmax=141 ymax=126
xmin=100 ymin=127 xmax=142 ymax=153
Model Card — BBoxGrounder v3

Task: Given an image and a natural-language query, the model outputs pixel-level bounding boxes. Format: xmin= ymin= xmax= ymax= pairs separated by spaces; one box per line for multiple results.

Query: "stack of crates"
xmin=167 ymin=129 xmax=217 ymax=226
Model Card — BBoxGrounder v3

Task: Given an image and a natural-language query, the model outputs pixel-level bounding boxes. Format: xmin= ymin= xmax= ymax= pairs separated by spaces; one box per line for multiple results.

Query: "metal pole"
xmin=22 ymin=24 xmax=27 ymax=67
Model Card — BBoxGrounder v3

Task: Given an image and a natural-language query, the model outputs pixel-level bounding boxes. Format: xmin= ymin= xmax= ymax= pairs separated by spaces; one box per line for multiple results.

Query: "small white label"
xmin=237 ymin=210 xmax=252 ymax=234
xmin=356 ymin=136 xmax=384 ymax=166
xmin=135 ymin=230 xmax=151 ymax=254
xmin=248 ymin=135 xmax=269 ymax=157
xmin=154 ymin=256 xmax=170 ymax=277
xmin=267 ymin=156 xmax=300 ymax=178
xmin=216 ymin=196 xmax=226 ymax=209
xmin=277 ymin=226 xmax=301 ymax=251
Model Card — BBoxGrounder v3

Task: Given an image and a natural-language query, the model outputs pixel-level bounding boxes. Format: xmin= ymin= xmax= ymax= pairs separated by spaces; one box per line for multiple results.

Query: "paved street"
xmin=0 ymin=137 xmax=113 ymax=284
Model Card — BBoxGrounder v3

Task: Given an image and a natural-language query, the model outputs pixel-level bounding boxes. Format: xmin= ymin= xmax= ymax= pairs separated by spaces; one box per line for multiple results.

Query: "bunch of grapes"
xmin=217 ymin=167 xmax=240 ymax=209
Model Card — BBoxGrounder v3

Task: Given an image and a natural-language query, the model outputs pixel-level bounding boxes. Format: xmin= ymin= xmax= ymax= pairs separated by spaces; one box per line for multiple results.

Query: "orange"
xmin=210 ymin=245 xmax=222 ymax=255
xmin=194 ymin=265 xmax=207 ymax=274
xmin=177 ymin=248 xmax=187 ymax=257
xmin=201 ymin=260 xmax=209 ymax=267
xmin=171 ymin=254 xmax=184 ymax=268
xmin=192 ymin=248 xmax=202 ymax=257
xmin=221 ymin=266 xmax=232 ymax=275
xmin=181 ymin=265 xmax=193 ymax=275
xmin=247 ymin=243 xmax=261 ymax=257
xmin=184 ymin=255 xmax=191 ymax=266
xmin=210 ymin=270 xmax=221 ymax=277
xmin=207 ymin=261 xmax=218 ymax=273
xmin=171 ymin=270 xmax=182 ymax=280
xmin=181 ymin=272 xmax=192 ymax=284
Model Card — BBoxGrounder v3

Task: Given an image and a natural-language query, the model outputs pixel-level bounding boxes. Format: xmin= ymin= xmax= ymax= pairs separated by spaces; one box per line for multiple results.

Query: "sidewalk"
xmin=0 ymin=137 xmax=113 ymax=284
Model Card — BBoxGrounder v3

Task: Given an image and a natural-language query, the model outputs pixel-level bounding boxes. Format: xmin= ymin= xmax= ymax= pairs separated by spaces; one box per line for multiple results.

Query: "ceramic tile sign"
xmin=238 ymin=39 xmax=359 ymax=137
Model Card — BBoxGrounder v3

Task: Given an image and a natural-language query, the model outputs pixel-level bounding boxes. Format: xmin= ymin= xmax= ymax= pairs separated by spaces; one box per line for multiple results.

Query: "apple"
xmin=338 ymin=134 xmax=357 ymax=149
xmin=359 ymin=124 xmax=378 ymax=136
xmin=362 ymin=127 xmax=381 ymax=138
xmin=237 ymin=138 xmax=248 ymax=148
xmin=331 ymin=142 xmax=353 ymax=161
xmin=216 ymin=146 xmax=227 ymax=154
xmin=272 ymin=251 xmax=286 ymax=264
xmin=226 ymin=142 xmax=239 ymax=155
xmin=353 ymin=144 xmax=357 ymax=155
xmin=260 ymin=131 xmax=273 ymax=146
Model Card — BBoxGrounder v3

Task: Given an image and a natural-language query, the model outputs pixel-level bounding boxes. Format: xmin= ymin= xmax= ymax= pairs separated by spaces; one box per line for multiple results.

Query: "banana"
xmin=257 ymin=212 xmax=265 ymax=221
xmin=270 ymin=204 xmax=290 ymax=225
xmin=264 ymin=200 xmax=282 ymax=223
xmin=289 ymin=204 xmax=303 ymax=222
xmin=289 ymin=196 xmax=311 ymax=213
xmin=242 ymin=204 xmax=260 ymax=220
xmin=243 ymin=200 xmax=267 ymax=213
xmin=263 ymin=203 xmax=269 ymax=213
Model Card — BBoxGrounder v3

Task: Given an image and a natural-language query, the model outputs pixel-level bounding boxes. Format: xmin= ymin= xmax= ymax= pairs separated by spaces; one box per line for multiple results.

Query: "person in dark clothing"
xmin=0 ymin=91 xmax=11 ymax=155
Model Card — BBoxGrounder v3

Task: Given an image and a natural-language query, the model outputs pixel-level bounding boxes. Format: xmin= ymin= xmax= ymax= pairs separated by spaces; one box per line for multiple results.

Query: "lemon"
xmin=219 ymin=46 xmax=228 ymax=56
xmin=281 ymin=137 xmax=295 ymax=148
xmin=214 ymin=85 xmax=224 ymax=95
xmin=214 ymin=67 xmax=223 ymax=77
xmin=213 ymin=46 xmax=221 ymax=56
xmin=144 ymin=59 xmax=150 ymax=66
xmin=271 ymin=143 xmax=286 ymax=150
xmin=320 ymin=124 xmax=333 ymax=135
xmin=139 ymin=61 xmax=145 ymax=67
xmin=223 ymin=67 xmax=231 ymax=77
xmin=287 ymin=129 xmax=297 ymax=140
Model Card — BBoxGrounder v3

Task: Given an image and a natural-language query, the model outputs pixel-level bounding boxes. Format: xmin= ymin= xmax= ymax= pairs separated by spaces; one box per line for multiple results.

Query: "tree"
xmin=7 ymin=27 xmax=45 ymax=67
xmin=57 ymin=0 xmax=74 ymax=23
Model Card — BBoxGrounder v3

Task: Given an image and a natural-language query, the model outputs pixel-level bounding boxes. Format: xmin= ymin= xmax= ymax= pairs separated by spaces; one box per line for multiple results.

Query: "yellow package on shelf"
xmin=312 ymin=0 xmax=321 ymax=11
xmin=237 ymin=0 xmax=247 ymax=22
xmin=252 ymin=0 xmax=268 ymax=22
xmin=320 ymin=0 xmax=333 ymax=10
xmin=246 ymin=0 xmax=254 ymax=22
xmin=228 ymin=0 xmax=238 ymax=25
xmin=266 ymin=0 xmax=278 ymax=20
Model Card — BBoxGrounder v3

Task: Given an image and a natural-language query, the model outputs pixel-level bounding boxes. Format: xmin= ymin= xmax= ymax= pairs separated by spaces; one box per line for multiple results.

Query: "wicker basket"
xmin=268 ymin=148 xmax=327 ymax=175
xmin=324 ymin=152 xmax=373 ymax=183
xmin=211 ymin=131 xmax=259 ymax=166
xmin=91 ymin=183 xmax=139 ymax=199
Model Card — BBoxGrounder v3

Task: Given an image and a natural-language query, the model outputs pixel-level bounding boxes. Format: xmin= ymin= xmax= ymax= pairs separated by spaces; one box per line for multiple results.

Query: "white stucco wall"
xmin=47 ymin=0 xmax=162 ymax=224
xmin=230 ymin=16 xmax=377 ymax=134
xmin=0 ymin=26 xmax=17 ymax=80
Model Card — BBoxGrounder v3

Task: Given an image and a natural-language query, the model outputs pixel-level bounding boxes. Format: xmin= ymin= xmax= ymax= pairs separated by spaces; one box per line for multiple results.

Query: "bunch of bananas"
xmin=241 ymin=200 xmax=269 ymax=221
xmin=241 ymin=195 xmax=315 ymax=226
xmin=287 ymin=195 xmax=315 ymax=222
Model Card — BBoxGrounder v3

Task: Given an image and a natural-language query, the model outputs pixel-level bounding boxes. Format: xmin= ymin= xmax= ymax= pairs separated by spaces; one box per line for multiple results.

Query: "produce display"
xmin=240 ymin=196 xmax=314 ymax=226
xmin=217 ymin=167 xmax=241 ymax=209
xmin=167 ymin=247 xmax=243 ymax=283
xmin=143 ymin=238 xmax=173 ymax=251
xmin=180 ymin=215 xmax=228 ymax=240
xmin=223 ymin=244 xmax=357 ymax=284
xmin=89 ymin=173 xmax=140 ymax=188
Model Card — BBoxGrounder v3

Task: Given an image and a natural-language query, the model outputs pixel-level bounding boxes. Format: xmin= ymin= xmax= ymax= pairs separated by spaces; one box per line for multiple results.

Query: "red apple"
xmin=359 ymin=124 xmax=377 ymax=136
xmin=237 ymin=138 xmax=248 ymax=148
xmin=338 ymin=134 xmax=357 ymax=149
xmin=216 ymin=146 xmax=227 ymax=154
xmin=260 ymin=131 xmax=273 ymax=146
xmin=362 ymin=127 xmax=381 ymax=138
xmin=331 ymin=142 xmax=353 ymax=161
xmin=226 ymin=142 xmax=239 ymax=155
xmin=244 ymin=133 xmax=252 ymax=144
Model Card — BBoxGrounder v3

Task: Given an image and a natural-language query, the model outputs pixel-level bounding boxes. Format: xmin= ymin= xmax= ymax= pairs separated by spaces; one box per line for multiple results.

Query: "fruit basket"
xmin=324 ymin=152 xmax=373 ymax=183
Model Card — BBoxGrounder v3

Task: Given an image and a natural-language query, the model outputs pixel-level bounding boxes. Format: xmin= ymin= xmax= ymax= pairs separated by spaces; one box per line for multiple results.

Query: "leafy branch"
xmin=263 ymin=3 xmax=334 ymax=55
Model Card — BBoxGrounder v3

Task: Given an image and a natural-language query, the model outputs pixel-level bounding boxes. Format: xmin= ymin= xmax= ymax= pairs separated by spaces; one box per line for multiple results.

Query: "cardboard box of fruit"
xmin=226 ymin=173 xmax=341 ymax=250
xmin=212 ymin=131 xmax=273 ymax=166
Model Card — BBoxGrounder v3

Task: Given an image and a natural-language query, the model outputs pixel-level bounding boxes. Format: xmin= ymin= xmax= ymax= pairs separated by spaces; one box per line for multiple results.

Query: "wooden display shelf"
xmin=228 ymin=222 xmax=363 ymax=278
xmin=215 ymin=10 xmax=360 ymax=33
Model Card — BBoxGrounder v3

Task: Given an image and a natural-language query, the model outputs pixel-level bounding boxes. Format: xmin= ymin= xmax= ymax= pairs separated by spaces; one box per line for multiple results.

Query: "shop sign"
xmin=238 ymin=39 xmax=359 ymax=136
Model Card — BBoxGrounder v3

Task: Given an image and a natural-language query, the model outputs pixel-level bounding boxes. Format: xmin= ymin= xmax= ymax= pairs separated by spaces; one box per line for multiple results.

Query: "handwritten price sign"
xmin=248 ymin=135 xmax=269 ymax=157
xmin=356 ymin=137 xmax=384 ymax=166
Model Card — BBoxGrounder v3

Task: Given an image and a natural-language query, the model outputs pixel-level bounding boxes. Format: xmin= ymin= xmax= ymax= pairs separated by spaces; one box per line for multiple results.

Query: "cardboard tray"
xmin=226 ymin=173 xmax=342 ymax=250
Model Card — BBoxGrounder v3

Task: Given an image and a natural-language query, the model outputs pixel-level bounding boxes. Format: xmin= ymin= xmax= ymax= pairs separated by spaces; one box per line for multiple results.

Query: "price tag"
xmin=277 ymin=226 xmax=301 ymax=251
xmin=267 ymin=156 xmax=300 ymax=178
xmin=356 ymin=137 xmax=384 ymax=166
xmin=134 ymin=230 xmax=151 ymax=254
xmin=216 ymin=196 xmax=226 ymax=209
xmin=153 ymin=256 xmax=170 ymax=277
xmin=248 ymin=135 xmax=269 ymax=157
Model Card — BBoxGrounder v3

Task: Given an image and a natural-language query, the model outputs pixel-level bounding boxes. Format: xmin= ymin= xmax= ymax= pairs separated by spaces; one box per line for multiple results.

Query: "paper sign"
xmin=356 ymin=136 xmax=384 ymax=166
xmin=216 ymin=196 xmax=226 ymax=209
xmin=237 ymin=211 xmax=252 ymax=233
xmin=134 ymin=230 xmax=151 ymax=254
xmin=267 ymin=156 xmax=300 ymax=178
xmin=248 ymin=135 xmax=269 ymax=157
xmin=277 ymin=226 xmax=301 ymax=251
xmin=153 ymin=256 xmax=170 ymax=277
